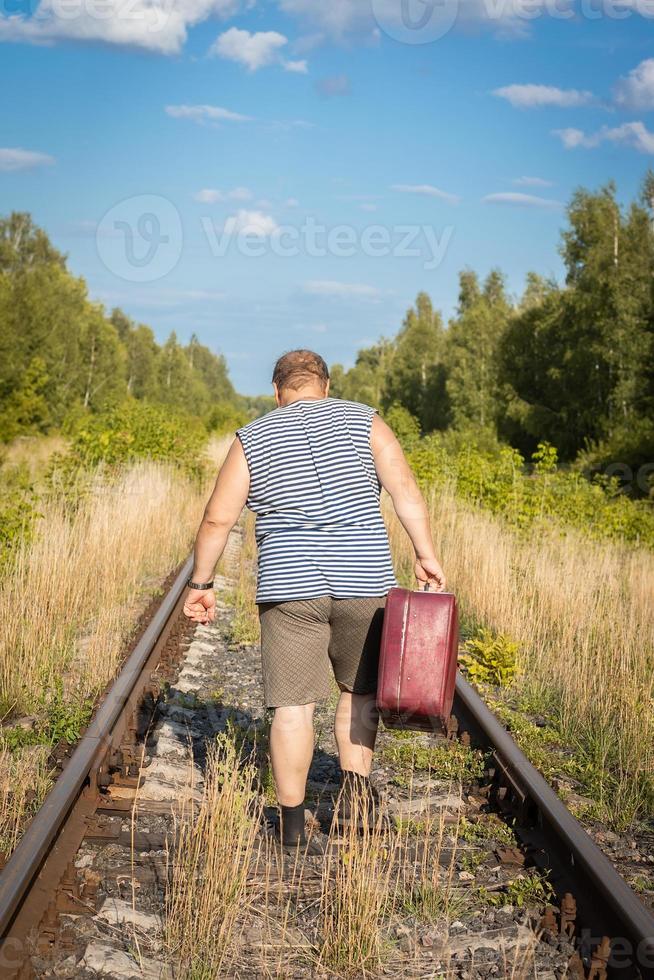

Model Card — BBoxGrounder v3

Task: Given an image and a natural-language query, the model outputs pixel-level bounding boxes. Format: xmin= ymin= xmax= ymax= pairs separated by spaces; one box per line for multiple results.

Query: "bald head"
xmin=272 ymin=349 xmax=330 ymax=405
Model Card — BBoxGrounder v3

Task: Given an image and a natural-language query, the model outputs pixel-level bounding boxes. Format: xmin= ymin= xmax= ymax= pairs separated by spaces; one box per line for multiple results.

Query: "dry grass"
xmin=386 ymin=488 xmax=654 ymax=827
xmin=164 ymin=735 xmax=263 ymax=978
xmin=0 ymin=432 xmax=69 ymax=479
xmin=0 ymin=744 xmax=52 ymax=856
xmin=0 ymin=460 xmax=208 ymax=719
xmin=317 ymin=798 xmax=402 ymax=976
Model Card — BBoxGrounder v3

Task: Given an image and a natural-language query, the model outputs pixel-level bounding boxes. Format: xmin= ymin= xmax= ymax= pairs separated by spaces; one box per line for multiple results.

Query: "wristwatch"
xmin=186 ymin=578 xmax=214 ymax=590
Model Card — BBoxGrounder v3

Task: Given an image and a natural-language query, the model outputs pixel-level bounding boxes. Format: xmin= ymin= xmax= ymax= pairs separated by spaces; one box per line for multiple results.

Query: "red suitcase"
xmin=377 ymin=586 xmax=459 ymax=733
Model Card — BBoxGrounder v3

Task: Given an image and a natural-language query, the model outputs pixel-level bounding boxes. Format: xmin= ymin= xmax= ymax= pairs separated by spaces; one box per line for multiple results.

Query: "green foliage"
xmin=406 ymin=438 xmax=654 ymax=549
xmin=0 ymin=464 xmax=40 ymax=574
xmin=383 ymin=403 xmax=421 ymax=451
xmin=64 ymin=400 xmax=208 ymax=472
xmin=460 ymin=628 xmax=519 ymax=687
xmin=381 ymin=738 xmax=486 ymax=781
xmin=0 ymin=213 xmax=240 ymax=445
xmin=207 ymin=400 xmax=249 ymax=436
xmin=41 ymin=682 xmax=94 ymax=745
xmin=477 ymin=870 xmax=554 ymax=908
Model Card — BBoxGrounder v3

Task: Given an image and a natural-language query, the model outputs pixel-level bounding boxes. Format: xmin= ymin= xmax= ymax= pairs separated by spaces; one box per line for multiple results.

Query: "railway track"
xmin=0 ymin=537 xmax=653 ymax=980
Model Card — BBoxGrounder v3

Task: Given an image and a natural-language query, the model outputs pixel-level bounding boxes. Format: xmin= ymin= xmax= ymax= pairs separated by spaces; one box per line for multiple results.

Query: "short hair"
xmin=272 ymin=349 xmax=329 ymax=392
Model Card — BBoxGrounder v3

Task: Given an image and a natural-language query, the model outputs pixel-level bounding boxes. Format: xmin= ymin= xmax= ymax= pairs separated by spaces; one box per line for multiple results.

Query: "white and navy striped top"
xmin=236 ymin=397 xmax=398 ymax=603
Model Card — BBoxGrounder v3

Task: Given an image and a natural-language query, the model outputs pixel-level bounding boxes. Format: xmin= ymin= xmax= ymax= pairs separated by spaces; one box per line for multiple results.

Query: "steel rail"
xmin=454 ymin=673 xmax=654 ymax=980
xmin=0 ymin=554 xmax=194 ymax=964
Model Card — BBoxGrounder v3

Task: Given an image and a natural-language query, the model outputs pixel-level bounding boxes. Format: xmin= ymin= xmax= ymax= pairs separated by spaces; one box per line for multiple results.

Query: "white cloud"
xmin=303 ymin=280 xmax=382 ymax=299
xmin=277 ymin=0 xmax=572 ymax=42
xmin=0 ymin=0 xmax=246 ymax=55
xmin=0 ymin=147 xmax=55 ymax=171
xmin=211 ymin=27 xmax=302 ymax=72
xmin=193 ymin=186 xmax=253 ymax=203
xmin=513 ymin=176 xmax=553 ymax=188
xmin=224 ymin=209 xmax=279 ymax=236
xmin=285 ymin=197 xmax=300 ymax=207
xmin=283 ymin=58 xmax=308 ymax=73
xmin=614 ymin=59 xmax=654 ymax=111
xmin=493 ymin=84 xmax=594 ymax=108
xmin=166 ymin=104 xmax=252 ymax=123
xmin=483 ymin=192 xmax=562 ymax=209
xmin=553 ymin=121 xmax=654 ymax=154
xmin=391 ymin=183 xmax=460 ymax=205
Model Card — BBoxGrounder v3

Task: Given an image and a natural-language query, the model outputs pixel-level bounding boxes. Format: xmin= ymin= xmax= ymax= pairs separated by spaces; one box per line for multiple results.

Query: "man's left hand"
xmin=183 ymin=588 xmax=216 ymax=624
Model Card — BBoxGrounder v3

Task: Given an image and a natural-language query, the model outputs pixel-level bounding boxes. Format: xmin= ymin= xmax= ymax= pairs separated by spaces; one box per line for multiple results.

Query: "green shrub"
xmin=206 ymin=401 xmax=249 ymax=436
xmin=45 ymin=400 xmax=210 ymax=487
xmin=383 ymin=403 xmax=421 ymax=451
xmin=460 ymin=629 xmax=519 ymax=687
xmin=407 ymin=437 xmax=654 ymax=549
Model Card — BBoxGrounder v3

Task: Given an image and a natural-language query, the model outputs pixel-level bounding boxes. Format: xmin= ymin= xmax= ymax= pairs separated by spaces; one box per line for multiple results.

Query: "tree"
xmin=383 ymin=293 xmax=448 ymax=431
xmin=445 ymin=270 xmax=511 ymax=431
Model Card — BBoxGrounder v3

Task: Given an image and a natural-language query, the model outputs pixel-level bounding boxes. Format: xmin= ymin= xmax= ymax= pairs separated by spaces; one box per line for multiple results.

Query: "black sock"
xmin=280 ymin=803 xmax=305 ymax=845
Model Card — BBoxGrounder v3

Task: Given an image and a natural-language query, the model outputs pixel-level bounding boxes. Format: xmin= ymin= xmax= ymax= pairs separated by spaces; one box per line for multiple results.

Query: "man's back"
xmin=236 ymin=396 xmax=398 ymax=602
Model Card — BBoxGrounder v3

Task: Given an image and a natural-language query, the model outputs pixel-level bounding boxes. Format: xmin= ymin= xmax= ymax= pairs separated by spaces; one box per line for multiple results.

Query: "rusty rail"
xmin=0 ymin=555 xmax=193 ymax=976
xmin=454 ymin=674 xmax=654 ymax=980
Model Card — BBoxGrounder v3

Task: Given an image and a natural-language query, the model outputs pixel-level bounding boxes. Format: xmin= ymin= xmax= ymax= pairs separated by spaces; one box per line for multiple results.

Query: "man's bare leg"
xmin=334 ymin=689 xmax=379 ymax=776
xmin=269 ymin=703 xmax=315 ymax=806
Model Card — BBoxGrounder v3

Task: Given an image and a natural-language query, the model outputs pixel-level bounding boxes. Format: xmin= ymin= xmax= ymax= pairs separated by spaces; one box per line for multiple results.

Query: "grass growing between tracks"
xmin=386 ymin=489 xmax=654 ymax=829
xmin=164 ymin=735 xmax=264 ymax=978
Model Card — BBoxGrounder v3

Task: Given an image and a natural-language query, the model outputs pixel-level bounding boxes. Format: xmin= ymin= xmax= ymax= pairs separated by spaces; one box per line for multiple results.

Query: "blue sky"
xmin=1 ymin=1 xmax=652 ymax=393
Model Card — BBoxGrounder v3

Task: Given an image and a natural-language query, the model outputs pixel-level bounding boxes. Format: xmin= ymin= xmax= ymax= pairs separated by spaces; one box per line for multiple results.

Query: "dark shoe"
xmin=334 ymin=770 xmax=388 ymax=833
xmin=270 ymin=820 xmax=326 ymax=857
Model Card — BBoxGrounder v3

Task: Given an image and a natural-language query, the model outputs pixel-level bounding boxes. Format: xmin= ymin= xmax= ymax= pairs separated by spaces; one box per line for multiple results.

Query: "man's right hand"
xmin=414 ymin=557 xmax=447 ymax=592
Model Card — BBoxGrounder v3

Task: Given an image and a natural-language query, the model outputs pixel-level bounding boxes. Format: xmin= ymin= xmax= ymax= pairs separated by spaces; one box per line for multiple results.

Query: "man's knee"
xmin=271 ymin=703 xmax=316 ymax=735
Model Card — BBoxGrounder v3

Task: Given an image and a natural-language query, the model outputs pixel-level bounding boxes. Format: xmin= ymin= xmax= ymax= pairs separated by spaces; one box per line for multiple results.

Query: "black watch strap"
xmin=186 ymin=578 xmax=214 ymax=590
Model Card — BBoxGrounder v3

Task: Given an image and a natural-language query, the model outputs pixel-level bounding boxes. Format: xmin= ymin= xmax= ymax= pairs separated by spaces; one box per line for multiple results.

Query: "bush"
xmin=407 ymin=438 xmax=654 ymax=549
xmin=460 ymin=629 xmax=519 ymax=687
xmin=383 ymin=403 xmax=421 ymax=451
xmin=63 ymin=400 xmax=208 ymax=474
xmin=206 ymin=401 xmax=249 ymax=436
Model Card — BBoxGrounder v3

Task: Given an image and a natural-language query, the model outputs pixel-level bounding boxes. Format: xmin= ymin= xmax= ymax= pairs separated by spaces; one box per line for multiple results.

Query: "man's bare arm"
xmin=183 ymin=437 xmax=250 ymax=623
xmin=191 ymin=436 xmax=250 ymax=582
xmin=370 ymin=414 xmax=446 ymax=591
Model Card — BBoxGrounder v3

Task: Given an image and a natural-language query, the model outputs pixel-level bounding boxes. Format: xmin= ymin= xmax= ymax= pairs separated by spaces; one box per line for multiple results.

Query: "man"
xmin=183 ymin=349 xmax=446 ymax=848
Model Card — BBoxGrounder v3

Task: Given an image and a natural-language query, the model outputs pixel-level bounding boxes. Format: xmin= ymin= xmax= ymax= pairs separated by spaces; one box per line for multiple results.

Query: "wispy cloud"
xmin=553 ymin=121 xmax=654 ymax=154
xmin=302 ymin=280 xmax=382 ymax=300
xmin=614 ymin=59 xmax=654 ymax=111
xmin=166 ymin=104 xmax=252 ymax=124
xmin=315 ymin=74 xmax=351 ymax=98
xmin=483 ymin=192 xmax=562 ymax=209
xmin=194 ymin=187 xmax=253 ymax=203
xmin=210 ymin=27 xmax=307 ymax=72
xmin=513 ymin=176 xmax=554 ymax=188
xmin=391 ymin=183 xmax=460 ymax=205
xmin=0 ymin=147 xmax=55 ymax=172
xmin=493 ymin=84 xmax=594 ymax=108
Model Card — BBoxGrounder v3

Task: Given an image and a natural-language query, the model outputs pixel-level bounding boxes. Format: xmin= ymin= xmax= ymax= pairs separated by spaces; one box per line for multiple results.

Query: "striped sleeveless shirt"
xmin=236 ymin=397 xmax=398 ymax=603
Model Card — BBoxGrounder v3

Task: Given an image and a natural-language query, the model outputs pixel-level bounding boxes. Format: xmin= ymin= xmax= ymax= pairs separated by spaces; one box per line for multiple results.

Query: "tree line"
xmin=0 ymin=213 xmax=243 ymax=443
xmin=330 ymin=174 xmax=654 ymax=496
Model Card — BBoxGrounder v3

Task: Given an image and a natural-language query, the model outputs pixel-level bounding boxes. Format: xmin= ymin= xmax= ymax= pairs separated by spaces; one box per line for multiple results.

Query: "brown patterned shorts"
xmin=257 ymin=595 xmax=387 ymax=708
